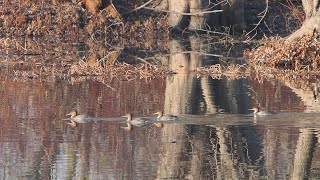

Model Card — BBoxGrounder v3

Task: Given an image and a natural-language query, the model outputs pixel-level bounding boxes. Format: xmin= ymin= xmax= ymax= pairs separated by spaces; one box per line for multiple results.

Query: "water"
xmin=0 ymin=73 xmax=320 ymax=179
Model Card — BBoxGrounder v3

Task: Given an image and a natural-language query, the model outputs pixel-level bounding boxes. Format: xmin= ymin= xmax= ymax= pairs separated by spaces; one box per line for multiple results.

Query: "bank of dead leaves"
xmin=243 ymin=34 xmax=320 ymax=92
xmin=0 ymin=0 xmax=169 ymax=44
xmin=246 ymin=36 xmax=320 ymax=71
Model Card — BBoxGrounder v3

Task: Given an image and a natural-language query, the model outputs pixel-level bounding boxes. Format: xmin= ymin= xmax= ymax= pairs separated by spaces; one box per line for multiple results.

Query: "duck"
xmin=66 ymin=110 xmax=92 ymax=123
xmin=122 ymin=113 xmax=150 ymax=126
xmin=249 ymin=107 xmax=274 ymax=116
xmin=153 ymin=111 xmax=178 ymax=121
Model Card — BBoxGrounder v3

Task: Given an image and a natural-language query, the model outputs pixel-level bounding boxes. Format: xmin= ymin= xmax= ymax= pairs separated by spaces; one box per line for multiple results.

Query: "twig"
xmin=245 ymin=0 xmax=269 ymax=38
xmin=142 ymin=7 xmax=223 ymax=15
xmin=189 ymin=27 xmax=232 ymax=37
xmin=143 ymin=51 xmax=223 ymax=60
xmin=133 ymin=56 xmax=153 ymax=66
xmin=125 ymin=0 xmax=154 ymax=14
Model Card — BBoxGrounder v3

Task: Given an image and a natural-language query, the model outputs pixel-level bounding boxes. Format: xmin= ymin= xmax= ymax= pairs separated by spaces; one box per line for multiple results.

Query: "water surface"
xmin=0 ymin=73 xmax=319 ymax=179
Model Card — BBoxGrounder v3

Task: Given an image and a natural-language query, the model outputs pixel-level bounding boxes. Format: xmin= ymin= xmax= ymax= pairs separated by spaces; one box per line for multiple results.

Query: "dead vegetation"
xmin=195 ymin=63 xmax=249 ymax=79
xmin=4 ymin=58 xmax=173 ymax=80
xmin=0 ymin=0 xmax=169 ymax=41
xmin=246 ymin=35 xmax=320 ymax=71
xmin=0 ymin=0 xmax=316 ymax=85
xmin=0 ymin=0 xmax=172 ymax=81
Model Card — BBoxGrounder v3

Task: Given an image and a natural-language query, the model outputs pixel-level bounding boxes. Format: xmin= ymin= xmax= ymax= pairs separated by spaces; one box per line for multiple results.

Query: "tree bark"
xmin=286 ymin=0 xmax=320 ymax=42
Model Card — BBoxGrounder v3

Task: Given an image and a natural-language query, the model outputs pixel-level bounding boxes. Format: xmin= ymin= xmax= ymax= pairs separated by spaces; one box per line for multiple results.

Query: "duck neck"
xmin=157 ymin=112 xmax=163 ymax=119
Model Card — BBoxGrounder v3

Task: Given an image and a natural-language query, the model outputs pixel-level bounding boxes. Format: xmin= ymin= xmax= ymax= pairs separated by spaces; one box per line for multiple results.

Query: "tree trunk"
xmin=286 ymin=0 xmax=320 ymax=42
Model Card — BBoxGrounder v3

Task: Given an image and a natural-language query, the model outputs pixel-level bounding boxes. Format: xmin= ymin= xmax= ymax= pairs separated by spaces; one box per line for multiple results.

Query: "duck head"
xmin=249 ymin=107 xmax=260 ymax=114
xmin=66 ymin=110 xmax=78 ymax=118
xmin=122 ymin=113 xmax=133 ymax=121
xmin=153 ymin=111 xmax=163 ymax=118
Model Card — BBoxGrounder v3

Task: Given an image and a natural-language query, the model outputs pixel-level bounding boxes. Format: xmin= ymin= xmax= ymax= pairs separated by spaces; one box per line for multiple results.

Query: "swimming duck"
xmin=153 ymin=111 xmax=178 ymax=121
xmin=122 ymin=113 xmax=150 ymax=126
xmin=249 ymin=107 xmax=274 ymax=116
xmin=66 ymin=110 xmax=92 ymax=123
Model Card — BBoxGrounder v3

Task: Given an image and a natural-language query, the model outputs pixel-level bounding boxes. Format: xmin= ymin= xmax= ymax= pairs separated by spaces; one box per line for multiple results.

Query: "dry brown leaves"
xmin=246 ymin=35 xmax=320 ymax=71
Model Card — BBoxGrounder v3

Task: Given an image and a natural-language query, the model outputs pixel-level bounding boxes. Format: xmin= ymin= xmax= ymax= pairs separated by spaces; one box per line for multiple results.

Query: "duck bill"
xmin=66 ymin=113 xmax=71 ymax=116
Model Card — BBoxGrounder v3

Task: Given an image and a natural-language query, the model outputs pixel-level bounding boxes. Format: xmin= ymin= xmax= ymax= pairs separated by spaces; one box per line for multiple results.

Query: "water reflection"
xmin=1 ymin=73 xmax=320 ymax=179
xmin=2 ymin=36 xmax=320 ymax=179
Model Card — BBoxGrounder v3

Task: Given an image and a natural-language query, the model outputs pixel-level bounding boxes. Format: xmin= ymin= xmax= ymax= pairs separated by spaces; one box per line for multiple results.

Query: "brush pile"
xmin=245 ymin=36 xmax=320 ymax=72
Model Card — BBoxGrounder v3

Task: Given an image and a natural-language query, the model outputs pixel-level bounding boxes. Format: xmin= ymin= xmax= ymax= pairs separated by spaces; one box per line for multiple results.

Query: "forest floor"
xmin=0 ymin=0 xmax=317 ymax=87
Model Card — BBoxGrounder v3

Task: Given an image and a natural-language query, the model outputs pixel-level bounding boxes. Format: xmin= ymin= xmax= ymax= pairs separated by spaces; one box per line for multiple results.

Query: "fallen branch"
xmin=143 ymin=51 xmax=223 ymax=61
xmin=142 ymin=7 xmax=223 ymax=15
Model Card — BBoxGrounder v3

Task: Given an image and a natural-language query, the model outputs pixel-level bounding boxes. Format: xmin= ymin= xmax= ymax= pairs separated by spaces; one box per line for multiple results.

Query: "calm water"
xmin=0 ymin=73 xmax=320 ymax=180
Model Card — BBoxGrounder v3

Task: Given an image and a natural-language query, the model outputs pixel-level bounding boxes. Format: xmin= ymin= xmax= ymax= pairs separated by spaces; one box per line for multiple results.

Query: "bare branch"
xmin=142 ymin=6 xmax=223 ymax=15
xmin=245 ymin=0 xmax=269 ymax=38
xmin=125 ymin=0 xmax=154 ymax=14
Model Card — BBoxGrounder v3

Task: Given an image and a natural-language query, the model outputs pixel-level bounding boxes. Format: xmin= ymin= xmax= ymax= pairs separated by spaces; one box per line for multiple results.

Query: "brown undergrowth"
xmin=0 ymin=0 xmax=170 ymax=81
xmin=246 ymin=36 xmax=320 ymax=71
xmin=0 ymin=0 xmax=169 ymax=43
xmin=244 ymin=35 xmax=320 ymax=93
xmin=6 ymin=60 xmax=172 ymax=81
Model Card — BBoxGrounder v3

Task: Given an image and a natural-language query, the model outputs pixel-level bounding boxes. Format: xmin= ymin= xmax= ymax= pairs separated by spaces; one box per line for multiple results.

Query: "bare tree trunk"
xmin=286 ymin=0 xmax=320 ymax=42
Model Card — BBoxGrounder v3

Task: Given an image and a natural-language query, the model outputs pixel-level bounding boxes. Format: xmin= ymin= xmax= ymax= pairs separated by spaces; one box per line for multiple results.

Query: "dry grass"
xmin=69 ymin=60 xmax=173 ymax=79
xmin=3 ymin=59 xmax=173 ymax=82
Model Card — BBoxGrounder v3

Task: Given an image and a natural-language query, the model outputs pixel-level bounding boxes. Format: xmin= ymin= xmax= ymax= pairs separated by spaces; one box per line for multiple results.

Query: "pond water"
xmin=0 ymin=71 xmax=320 ymax=179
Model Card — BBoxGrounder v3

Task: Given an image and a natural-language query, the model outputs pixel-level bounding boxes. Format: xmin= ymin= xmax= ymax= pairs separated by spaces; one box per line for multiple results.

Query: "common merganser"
xmin=249 ymin=107 xmax=274 ymax=116
xmin=153 ymin=111 xmax=178 ymax=121
xmin=122 ymin=113 xmax=150 ymax=126
xmin=66 ymin=110 xmax=92 ymax=123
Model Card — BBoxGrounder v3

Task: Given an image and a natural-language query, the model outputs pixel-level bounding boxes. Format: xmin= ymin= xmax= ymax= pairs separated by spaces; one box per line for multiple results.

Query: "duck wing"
xmin=159 ymin=115 xmax=178 ymax=121
xmin=130 ymin=118 xmax=151 ymax=126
